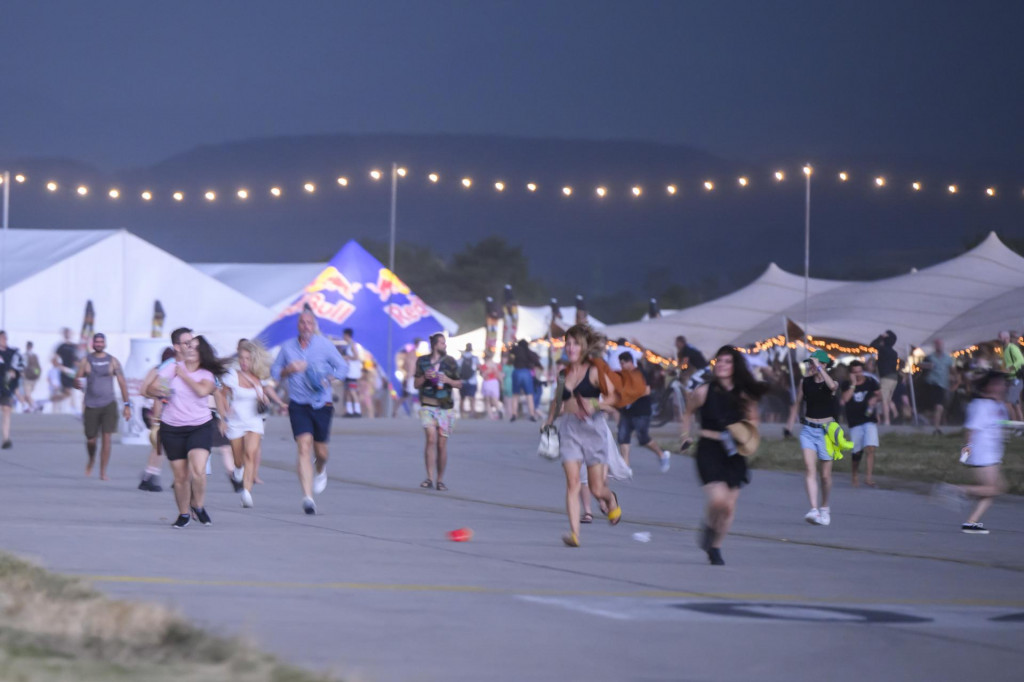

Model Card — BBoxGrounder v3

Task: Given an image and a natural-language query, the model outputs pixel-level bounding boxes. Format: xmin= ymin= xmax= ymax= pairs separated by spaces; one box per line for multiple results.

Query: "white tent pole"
xmin=386 ymin=162 xmax=398 ymax=418
xmin=906 ymin=342 xmax=920 ymax=427
xmin=2 ymin=170 xmax=9 ymax=330
xmin=783 ymin=316 xmax=797 ymax=401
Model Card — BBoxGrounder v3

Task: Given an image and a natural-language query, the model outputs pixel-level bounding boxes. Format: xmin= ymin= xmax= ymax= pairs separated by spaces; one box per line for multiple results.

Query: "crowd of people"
xmin=0 ymin=317 xmax=1015 ymax=559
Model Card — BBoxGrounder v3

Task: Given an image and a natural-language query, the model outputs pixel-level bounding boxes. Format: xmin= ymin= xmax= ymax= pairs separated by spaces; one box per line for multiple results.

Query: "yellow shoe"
xmin=608 ymin=505 xmax=622 ymax=526
xmin=562 ymin=532 xmax=580 ymax=547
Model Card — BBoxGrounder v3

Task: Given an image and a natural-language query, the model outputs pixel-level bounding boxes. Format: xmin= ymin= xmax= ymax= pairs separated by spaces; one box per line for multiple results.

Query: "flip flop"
xmin=580 ymin=512 xmax=593 ymax=524
xmin=420 ymin=479 xmax=433 ymax=489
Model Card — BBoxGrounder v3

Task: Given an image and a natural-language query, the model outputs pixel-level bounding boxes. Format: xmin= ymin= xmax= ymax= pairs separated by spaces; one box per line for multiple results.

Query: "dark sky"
xmin=2 ymin=0 xmax=1022 ymax=169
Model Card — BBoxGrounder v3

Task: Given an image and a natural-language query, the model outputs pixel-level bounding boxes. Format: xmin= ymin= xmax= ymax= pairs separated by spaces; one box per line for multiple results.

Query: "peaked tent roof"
xmin=254 ymin=241 xmax=445 ymax=377
xmin=0 ymin=228 xmax=276 ymax=358
xmin=734 ymin=233 xmax=1024 ymax=349
xmin=195 ymin=261 xmax=459 ymax=335
xmin=600 ymin=264 xmax=846 ymax=357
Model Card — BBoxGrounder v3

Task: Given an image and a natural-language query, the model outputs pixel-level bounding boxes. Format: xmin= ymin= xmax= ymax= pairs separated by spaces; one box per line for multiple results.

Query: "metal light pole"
xmin=803 ymin=165 xmax=812 ymax=347
xmin=2 ymin=170 xmax=9 ymax=330
xmin=385 ymin=162 xmax=398 ymax=417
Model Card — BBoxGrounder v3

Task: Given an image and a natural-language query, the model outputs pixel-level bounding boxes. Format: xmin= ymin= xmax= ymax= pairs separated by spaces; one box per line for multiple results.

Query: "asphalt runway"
xmin=1 ymin=413 xmax=1022 ymax=682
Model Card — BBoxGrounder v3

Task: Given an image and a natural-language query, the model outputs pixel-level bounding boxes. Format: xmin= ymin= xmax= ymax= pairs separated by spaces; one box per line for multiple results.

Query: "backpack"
xmin=459 ymin=355 xmax=476 ymax=381
xmin=25 ymin=354 xmax=41 ymax=381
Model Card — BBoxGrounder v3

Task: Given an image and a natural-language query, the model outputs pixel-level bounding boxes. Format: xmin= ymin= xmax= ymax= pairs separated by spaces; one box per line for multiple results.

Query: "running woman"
xmin=147 ymin=328 xmax=227 ymax=528
xmin=785 ymin=349 xmax=839 ymax=526
xmin=137 ymin=347 xmax=176 ymax=491
xmin=954 ymin=370 xmax=1010 ymax=534
xmin=542 ymin=323 xmax=622 ymax=548
xmin=270 ymin=310 xmax=348 ymax=515
xmin=681 ymin=346 xmax=767 ymax=565
xmin=222 ymin=340 xmax=285 ymax=508
xmin=73 ymin=333 xmax=131 ymax=480
xmin=414 ymin=333 xmax=462 ymax=491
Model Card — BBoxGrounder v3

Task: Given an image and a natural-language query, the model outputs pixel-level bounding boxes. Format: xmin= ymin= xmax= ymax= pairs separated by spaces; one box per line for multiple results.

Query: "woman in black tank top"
xmin=682 ymin=345 xmax=766 ymax=566
xmin=785 ymin=350 xmax=839 ymax=527
xmin=542 ymin=323 xmax=625 ymax=548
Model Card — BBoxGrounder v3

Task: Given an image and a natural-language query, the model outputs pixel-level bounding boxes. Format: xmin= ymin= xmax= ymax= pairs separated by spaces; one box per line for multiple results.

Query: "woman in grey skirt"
xmin=542 ymin=323 xmax=622 ymax=547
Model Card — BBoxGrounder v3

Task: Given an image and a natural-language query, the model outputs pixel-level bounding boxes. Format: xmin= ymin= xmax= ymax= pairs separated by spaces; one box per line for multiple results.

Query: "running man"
xmin=271 ymin=310 xmax=348 ymax=515
xmin=0 ymin=331 xmax=25 ymax=449
xmin=73 ymin=333 xmax=131 ymax=480
xmin=840 ymin=360 xmax=880 ymax=487
xmin=414 ymin=333 xmax=462 ymax=491
xmin=616 ymin=352 xmax=671 ymax=472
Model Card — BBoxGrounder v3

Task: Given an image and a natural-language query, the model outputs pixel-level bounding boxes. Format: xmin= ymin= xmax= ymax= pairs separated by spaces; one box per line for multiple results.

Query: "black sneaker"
xmin=707 ymin=547 xmax=725 ymax=565
xmin=698 ymin=523 xmax=714 ymax=552
xmin=191 ymin=507 xmax=212 ymax=526
xmin=227 ymin=473 xmax=243 ymax=493
xmin=138 ymin=477 xmax=152 ymax=491
xmin=1 ymin=440 xmax=11 ymax=449
xmin=171 ymin=514 xmax=191 ymax=529
xmin=961 ymin=522 xmax=989 ymax=534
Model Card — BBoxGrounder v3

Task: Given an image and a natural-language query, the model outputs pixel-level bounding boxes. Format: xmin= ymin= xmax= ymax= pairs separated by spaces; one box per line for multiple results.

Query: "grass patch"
xmin=0 ymin=553 xmax=340 ymax=682
xmin=750 ymin=432 xmax=1024 ymax=495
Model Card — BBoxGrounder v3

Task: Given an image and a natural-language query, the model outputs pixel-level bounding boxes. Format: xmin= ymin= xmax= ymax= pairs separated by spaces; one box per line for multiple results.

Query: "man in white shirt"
xmin=339 ymin=328 xmax=364 ymax=417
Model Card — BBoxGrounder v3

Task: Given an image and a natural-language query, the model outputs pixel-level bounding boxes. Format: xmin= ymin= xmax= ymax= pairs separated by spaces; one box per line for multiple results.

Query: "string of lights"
xmin=0 ymin=165 xmax=1019 ymax=204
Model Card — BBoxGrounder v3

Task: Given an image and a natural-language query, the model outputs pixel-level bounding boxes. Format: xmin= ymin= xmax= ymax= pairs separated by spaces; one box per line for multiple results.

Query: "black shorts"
xmin=210 ymin=412 xmax=230 ymax=447
xmin=288 ymin=402 xmax=333 ymax=443
xmin=924 ymin=383 xmax=947 ymax=410
xmin=159 ymin=420 xmax=214 ymax=461
xmin=696 ymin=437 xmax=750 ymax=489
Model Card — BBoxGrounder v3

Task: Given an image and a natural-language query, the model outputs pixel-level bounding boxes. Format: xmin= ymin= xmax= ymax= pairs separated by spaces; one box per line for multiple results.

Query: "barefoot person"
xmin=222 ymin=340 xmax=285 ymax=508
xmin=542 ymin=323 xmax=622 ymax=548
xmin=839 ymin=360 xmax=880 ymax=487
xmin=681 ymin=346 xmax=767 ymax=565
xmin=414 ymin=333 xmax=462 ymax=491
xmin=147 ymin=328 xmax=227 ymax=528
xmin=786 ymin=349 xmax=839 ymax=526
xmin=73 ymin=333 xmax=131 ymax=480
xmin=270 ymin=310 xmax=348 ymax=515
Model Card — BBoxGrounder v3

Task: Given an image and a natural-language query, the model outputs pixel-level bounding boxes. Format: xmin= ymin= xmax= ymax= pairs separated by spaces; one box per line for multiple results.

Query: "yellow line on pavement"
xmin=77 ymin=574 xmax=1024 ymax=608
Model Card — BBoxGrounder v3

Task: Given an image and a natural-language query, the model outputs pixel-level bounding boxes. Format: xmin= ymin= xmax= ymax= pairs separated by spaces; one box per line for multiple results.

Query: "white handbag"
xmin=537 ymin=371 xmax=566 ymax=461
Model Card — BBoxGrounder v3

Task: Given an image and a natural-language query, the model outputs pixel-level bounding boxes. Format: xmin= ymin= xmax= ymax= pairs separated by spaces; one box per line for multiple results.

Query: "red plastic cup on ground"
xmin=448 ymin=528 xmax=473 ymax=542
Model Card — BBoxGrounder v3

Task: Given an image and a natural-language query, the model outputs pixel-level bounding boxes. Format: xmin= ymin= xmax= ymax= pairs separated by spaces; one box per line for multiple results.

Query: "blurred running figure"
xmin=0 ymin=331 xmax=25 ymax=449
xmin=414 ymin=333 xmax=462 ymax=491
xmin=147 ymin=329 xmax=227 ymax=528
xmin=616 ymin=352 xmax=671 ymax=472
xmin=952 ymin=370 xmax=1010 ymax=534
xmin=786 ymin=350 xmax=839 ymax=526
xmin=73 ymin=333 xmax=131 ymax=480
xmin=222 ymin=340 xmax=285 ymax=508
xmin=542 ymin=323 xmax=622 ymax=548
xmin=137 ymin=346 xmax=176 ymax=491
xmin=681 ymin=346 xmax=767 ymax=565
xmin=271 ymin=310 xmax=348 ymax=515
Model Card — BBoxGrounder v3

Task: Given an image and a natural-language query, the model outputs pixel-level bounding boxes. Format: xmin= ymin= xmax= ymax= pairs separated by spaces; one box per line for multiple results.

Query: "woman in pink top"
xmin=147 ymin=329 xmax=227 ymax=529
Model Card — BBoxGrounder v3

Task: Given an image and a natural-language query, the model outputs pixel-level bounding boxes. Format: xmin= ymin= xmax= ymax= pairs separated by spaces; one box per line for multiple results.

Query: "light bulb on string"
xmin=270 ymin=187 xmax=282 ymax=197
xmin=173 ymin=191 xmax=184 ymax=202
xmin=336 ymin=177 xmax=348 ymax=187
xmin=108 ymin=188 xmax=120 ymax=199
xmin=912 ymin=182 xmax=922 ymax=191
xmin=562 ymin=186 xmax=573 ymax=196
xmin=631 ymin=186 xmax=642 ymax=197
xmin=205 ymin=191 xmax=216 ymax=201
xmin=303 ymin=183 xmax=315 ymax=193
xmin=141 ymin=191 xmax=152 ymax=201
xmin=774 ymin=170 xmax=785 ymax=181
xmin=703 ymin=180 xmax=714 ymax=191
xmin=14 ymin=174 xmax=26 ymax=183
xmin=396 ymin=167 xmax=407 ymax=178
xmin=875 ymin=176 xmax=886 ymax=187
xmin=369 ymin=170 xmax=382 ymax=181
xmin=526 ymin=182 xmax=537 ymax=192
xmin=595 ymin=186 xmax=607 ymax=198
xmin=76 ymin=186 xmax=88 ymax=196
xmin=46 ymin=181 xmax=58 ymax=192
xmin=666 ymin=184 xmax=677 ymax=195
xmin=738 ymin=177 xmax=749 ymax=187
xmin=948 ymin=184 xmax=958 ymax=194
xmin=494 ymin=181 xmax=505 ymax=192
xmin=986 ymin=187 xmax=996 ymax=197
xmin=838 ymin=171 xmax=848 ymax=181
xmin=237 ymin=189 xmax=249 ymax=199
xmin=428 ymin=173 xmax=439 ymax=183
xmin=461 ymin=178 xmax=472 ymax=188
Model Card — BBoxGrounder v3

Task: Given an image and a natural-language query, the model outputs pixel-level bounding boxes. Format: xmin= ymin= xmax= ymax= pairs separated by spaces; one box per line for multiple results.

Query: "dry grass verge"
xmin=0 ymin=553 xmax=339 ymax=682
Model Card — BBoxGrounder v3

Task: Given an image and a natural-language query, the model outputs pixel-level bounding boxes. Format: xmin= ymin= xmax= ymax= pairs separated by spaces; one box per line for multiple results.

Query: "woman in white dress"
xmin=221 ymin=340 xmax=284 ymax=507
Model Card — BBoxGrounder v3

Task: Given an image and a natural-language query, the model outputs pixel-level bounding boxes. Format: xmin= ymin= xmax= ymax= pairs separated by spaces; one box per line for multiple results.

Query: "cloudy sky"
xmin=2 ymin=0 xmax=1021 ymax=169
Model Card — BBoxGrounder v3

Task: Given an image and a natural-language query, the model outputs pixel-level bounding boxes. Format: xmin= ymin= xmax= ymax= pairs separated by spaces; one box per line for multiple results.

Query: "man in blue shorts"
xmin=616 ymin=353 xmax=671 ymax=473
xmin=271 ymin=310 xmax=348 ymax=515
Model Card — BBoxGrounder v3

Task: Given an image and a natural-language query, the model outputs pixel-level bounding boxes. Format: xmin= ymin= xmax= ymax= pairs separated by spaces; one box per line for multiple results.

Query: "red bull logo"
xmin=367 ymin=267 xmax=412 ymax=301
xmin=279 ymin=293 xmax=357 ymax=325
xmin=384 ymin=295 xmax=431 ymax=328
xmin=305 ymin=266 xmax=362 ymax=300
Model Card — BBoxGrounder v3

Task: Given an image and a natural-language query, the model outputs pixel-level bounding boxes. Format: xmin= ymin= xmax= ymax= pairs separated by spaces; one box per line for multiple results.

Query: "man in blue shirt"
xmin=271 ymin=310 xmax=348 ymax=515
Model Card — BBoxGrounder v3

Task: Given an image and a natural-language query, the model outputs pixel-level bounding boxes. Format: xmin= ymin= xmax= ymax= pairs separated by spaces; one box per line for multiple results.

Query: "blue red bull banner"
xmin=255 ymin=241 xmax=444 ymax=383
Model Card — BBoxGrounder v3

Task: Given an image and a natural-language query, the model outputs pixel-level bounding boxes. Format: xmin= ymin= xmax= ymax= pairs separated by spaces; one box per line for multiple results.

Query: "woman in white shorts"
xmin=956 ymin=370 xmax=1009 ymax=534
xmin=221 ymin=340 xmax=284 ymax=507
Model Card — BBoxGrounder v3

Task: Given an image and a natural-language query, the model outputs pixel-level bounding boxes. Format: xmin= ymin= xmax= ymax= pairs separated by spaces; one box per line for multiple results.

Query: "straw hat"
xmin=726 ymin=420 xmax=761 ymax=457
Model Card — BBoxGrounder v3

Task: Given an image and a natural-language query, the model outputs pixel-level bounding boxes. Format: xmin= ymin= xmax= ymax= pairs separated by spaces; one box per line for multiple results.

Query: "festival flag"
xmin=79 ymin=300 xmax=95 ymax=349
xmin=484 ymin=295 xmax=500 ymax=361
xmin=574 ymin=294 xmax=587 ymax=325
xmin=152 ymin=300 xmax=165 ymax=338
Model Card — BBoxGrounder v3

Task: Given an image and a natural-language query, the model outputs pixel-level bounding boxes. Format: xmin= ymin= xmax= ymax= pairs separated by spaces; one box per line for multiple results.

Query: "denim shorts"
xmin=799 ymin=423 xmax=831 ymax=461
xmin=512 ymin=368 xmax=534 ymax=395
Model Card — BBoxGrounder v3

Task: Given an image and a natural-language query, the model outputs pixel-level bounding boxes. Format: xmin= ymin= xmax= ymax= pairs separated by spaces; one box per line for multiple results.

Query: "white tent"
xmin=0 ymin=229 xmax=275 ymax=400
xmin=600 ymin=264 xmax=846 ymax=358
xmin=734 ymin=233 xmax=1024 ymax=350
xmin=448 ymin=305 xmax=604 ymax=356
xmin=195 ymin=261 xmax=460 ymax=335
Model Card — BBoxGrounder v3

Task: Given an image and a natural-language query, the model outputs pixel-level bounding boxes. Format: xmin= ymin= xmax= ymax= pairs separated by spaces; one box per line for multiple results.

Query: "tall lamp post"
xmin=802 ymin=164 xmax=812 ymax=347
xmin=1 ymin=170 xmax=10 ymax=329
xmin=385 ymin=163 xmax=399 ymax=417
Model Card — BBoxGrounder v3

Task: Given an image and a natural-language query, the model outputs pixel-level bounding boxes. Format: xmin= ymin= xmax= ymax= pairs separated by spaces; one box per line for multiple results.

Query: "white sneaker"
xmin=659 ymin=451 xmax=671 ymax=473
xmin=302 ymin=496 xmax=317 ymax=515
xmin=240 ymin=489 xmax=253 ymax=508
xmin=804 ymin=508 xmax=821 ymax=525
xmin=232 ymin=467 xmax=244 ymax=484
xmin=819 ymin=507 xmax=831 ymax=526
xmin=313 ymin=467 xmax=328 ymax=494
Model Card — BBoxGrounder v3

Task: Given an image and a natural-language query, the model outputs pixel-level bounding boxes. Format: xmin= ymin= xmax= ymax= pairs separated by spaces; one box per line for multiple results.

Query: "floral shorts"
xmin=419 ymin=406 xmax=455 ymax=437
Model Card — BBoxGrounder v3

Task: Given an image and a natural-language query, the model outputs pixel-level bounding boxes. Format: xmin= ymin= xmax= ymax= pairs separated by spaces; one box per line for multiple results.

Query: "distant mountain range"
xmin=4 ymin=133 xmax=1022 ymax=298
